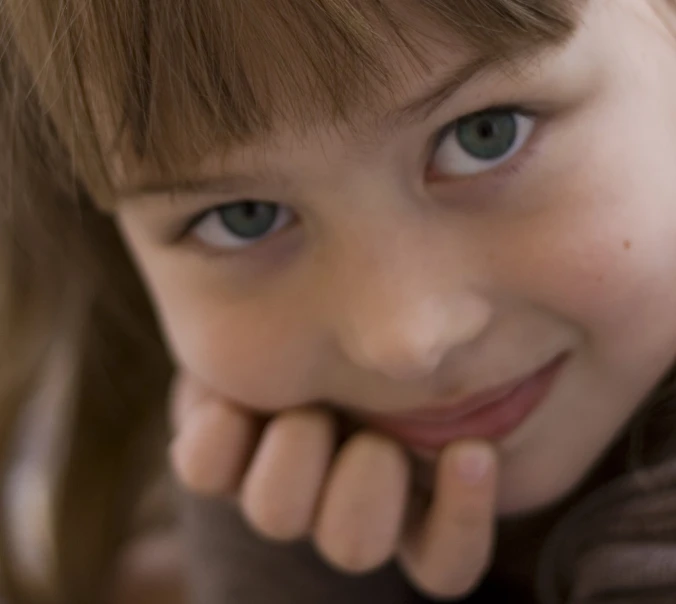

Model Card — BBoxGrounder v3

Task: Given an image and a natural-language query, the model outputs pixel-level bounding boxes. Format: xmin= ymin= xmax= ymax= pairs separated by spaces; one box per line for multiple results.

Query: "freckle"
xmin=624 ymin=240 xmax=632 ymax=250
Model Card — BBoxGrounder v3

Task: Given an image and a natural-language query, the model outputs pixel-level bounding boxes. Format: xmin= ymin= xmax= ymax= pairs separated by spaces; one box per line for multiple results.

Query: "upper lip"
xmin=362 ymin=355 xmax=565 ymax=425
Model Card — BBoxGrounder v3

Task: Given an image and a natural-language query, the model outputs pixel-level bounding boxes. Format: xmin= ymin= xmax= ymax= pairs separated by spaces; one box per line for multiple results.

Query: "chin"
xmin=496 ymin=469 xmax=585 ymax=518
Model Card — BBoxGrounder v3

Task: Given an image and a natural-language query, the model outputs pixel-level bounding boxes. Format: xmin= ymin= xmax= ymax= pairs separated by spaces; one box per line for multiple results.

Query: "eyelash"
xmin=435 ymin=103 xmax=536 ymax=144
xmin=428 ymin=103 xmax=540 ymax=181
xmin=178 ymin=103 xmax=541 ymax=245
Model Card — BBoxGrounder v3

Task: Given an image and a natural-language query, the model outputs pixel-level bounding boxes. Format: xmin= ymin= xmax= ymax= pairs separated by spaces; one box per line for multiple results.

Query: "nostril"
xmin=340 ymin=295 xmax=493 ymax=382
xmin=346 ymin=327 xmax=451 ymax=382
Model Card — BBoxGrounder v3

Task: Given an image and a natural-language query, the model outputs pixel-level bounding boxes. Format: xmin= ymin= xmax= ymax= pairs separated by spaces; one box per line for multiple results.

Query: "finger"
xmin=398 ymin=441 xmax=497 ymax=600
xmin=168 ymin=372 xmax=206 ymax=435
xmin=313 ymin=432 xmax=411 ymax=575
xmin=170 ymin=399 xmax=259 ymax=498
xmin=240 ymin=409 xmax=336 ymax=542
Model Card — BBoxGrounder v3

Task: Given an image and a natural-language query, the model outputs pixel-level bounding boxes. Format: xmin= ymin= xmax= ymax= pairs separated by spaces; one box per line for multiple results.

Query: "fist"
xmin=169 ymin=373 xmax=499 ymax=601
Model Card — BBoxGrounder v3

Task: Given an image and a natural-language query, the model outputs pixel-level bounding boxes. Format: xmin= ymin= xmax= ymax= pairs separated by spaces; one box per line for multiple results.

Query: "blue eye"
xmin=432 ymin=109 xmax=535 ymax=177
xmin=192 ymin=201 xmax=294 ymax=249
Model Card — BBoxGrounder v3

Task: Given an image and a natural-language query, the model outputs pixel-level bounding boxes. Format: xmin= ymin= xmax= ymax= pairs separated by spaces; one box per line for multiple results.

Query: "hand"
xmin=169 ymin=372 xmax=499 ymax=601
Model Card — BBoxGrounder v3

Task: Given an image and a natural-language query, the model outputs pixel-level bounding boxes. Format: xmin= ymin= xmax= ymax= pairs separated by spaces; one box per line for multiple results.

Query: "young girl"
xmin=4 ymin=0 xmax=676 ymax=602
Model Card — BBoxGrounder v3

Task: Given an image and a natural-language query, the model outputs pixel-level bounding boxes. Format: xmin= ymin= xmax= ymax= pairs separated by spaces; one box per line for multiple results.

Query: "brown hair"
xmin=5 ymin=1 xmax=676 ymax=603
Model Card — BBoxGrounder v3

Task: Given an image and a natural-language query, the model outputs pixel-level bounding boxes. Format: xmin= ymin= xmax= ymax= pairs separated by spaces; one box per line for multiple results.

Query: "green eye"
xmin=192 ymin=201 xmax=294 ymax=250
xmin=218 ymin=202 xmax=279 ymax=239
xmin=432 ymin=109 xmax=535 ymax=177
xmin=456 ymin=111 xmax=518 ymax=160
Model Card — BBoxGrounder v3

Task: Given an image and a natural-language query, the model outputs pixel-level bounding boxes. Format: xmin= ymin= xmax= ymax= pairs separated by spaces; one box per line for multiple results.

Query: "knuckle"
xmin=351 ymin=431 xmax=400 ymax=455
xmin=342 ymin=431 xmax=408 ymax=473
xmin=170 ymin=428 xmax=232 ymax=498
xmin=451 ymin=500 xmax=488 ymax=530
xmin=406 ymin=566 xmax=483 ymax=601
xmin=327 ymin=550 xmax=379 ymax=575
xmin=316 ymin=535 xmax=381 ymax=575
xmin=243 ymin=501 xmax=307 ymax=542
xmin=277 ymin=407 xmax=334 ymax=435
xmin=399 ymin=534 xmax=492 ymax=600
xmin=448 ymin=568 xmax=486 ymax=598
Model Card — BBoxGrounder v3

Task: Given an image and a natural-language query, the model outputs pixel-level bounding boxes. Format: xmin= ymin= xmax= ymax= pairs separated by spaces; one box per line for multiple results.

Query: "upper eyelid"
xmin=431 ymin=104 xmax=537 ymax=155
xmin=176 ymin=205 xmax=224 ymax=241
xmin=448 ymin=103 xmax=536 ymax=127
xmin=182 ymin=206 xmax=213 ymax=236
xmin=177 ymin=200 xmax=294 ymax=243
xmin=178 ymin=106 xmax=538 ymax=228
xmin=432 ymin=104 xmax=536 ymax=146
xmin=168 ymin=103 xmax=535 ymax=202
xmin=428 ymin=108 xmax=541 ymax=183
xmin=169 ymin=103 xmax=533 ymax=201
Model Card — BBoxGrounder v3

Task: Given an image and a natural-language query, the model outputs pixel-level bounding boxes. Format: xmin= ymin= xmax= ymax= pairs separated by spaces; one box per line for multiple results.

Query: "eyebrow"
xmin=122 ymin=53 xmax=509 ymax=200
xmin=120 ymin=172 xmax=277 ymax=200
xmin=379 ymin=53 xmax=501 ymax=129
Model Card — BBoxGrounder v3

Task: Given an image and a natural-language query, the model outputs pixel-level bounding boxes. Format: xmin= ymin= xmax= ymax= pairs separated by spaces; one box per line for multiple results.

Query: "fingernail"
xmin=455 ymin=445 xmax=493 ymax=485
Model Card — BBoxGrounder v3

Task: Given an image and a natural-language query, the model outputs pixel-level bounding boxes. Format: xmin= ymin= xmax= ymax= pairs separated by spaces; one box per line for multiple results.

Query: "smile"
xmin=361 ymin=354 xmax=568 ymax=451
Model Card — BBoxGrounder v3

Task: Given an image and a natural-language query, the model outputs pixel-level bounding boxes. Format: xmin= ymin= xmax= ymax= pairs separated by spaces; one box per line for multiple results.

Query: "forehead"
xmin=11 ymin=0 xmax=581 ymax=205
xmin=116 ymin=45 xmax=569 ymax=199
xmin=117 ymin=44 xmax=501 ymax=197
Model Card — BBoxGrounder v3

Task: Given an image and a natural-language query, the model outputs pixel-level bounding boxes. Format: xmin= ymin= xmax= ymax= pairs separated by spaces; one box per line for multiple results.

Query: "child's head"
xmin=5 ymin=0 xmax=676 ymax=602
xmin=118 ymin=0 xmax=676 ymax=514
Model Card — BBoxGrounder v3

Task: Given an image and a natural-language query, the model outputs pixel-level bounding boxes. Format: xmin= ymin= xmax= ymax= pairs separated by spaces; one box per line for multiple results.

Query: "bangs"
xmin=2 ymin=0 xmax=583 ymax=206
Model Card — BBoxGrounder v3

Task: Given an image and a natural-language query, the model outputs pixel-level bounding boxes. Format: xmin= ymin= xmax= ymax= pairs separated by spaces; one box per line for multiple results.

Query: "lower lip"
xmin=365 ymin=356 xmax=567 ymax=451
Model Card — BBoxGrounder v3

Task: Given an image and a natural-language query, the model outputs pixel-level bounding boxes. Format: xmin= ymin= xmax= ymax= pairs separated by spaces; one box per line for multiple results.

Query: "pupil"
xmin=456 ymin=111 xmax=517 ymax=161
xmin=219 ymin=201 xmax=278 ymax=239
xmin=242 ymin=202 xmax=258 ymax=218
xmin=477 ymin=121 xmax=495 ymax=139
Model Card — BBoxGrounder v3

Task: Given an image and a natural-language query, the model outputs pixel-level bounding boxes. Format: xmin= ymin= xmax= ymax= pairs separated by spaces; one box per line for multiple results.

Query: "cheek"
xmin=496 ymin=144 xmax=676 ymax=374
xmin=165 ymin=298 xmax=314 ymax=410
xmin=116 ymin=226 xmax=322 ymax=410
xmin=495 ymin=43 xmax=676 ymax=358
xmin=163 ymin=290 xmax=323 ymax=411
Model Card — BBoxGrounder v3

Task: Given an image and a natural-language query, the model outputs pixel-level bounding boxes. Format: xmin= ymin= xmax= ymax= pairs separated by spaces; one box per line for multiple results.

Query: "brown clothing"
xmin=176 ymin=450 xmax=676 ymax=604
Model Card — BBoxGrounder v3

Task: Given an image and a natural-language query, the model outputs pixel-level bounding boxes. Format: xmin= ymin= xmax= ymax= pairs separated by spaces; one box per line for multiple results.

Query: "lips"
xmin=362 ymin=354 xmax=568 ymax=451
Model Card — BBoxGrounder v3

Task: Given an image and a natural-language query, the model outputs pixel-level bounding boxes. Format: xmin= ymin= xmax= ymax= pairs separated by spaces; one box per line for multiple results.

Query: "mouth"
xmin=361 ymin=354 xmax=568 ymax=452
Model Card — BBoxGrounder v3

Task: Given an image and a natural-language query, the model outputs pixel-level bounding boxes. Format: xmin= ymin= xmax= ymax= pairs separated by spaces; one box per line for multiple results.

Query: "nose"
xmin=330 ymin=239 xmax=493 ymax=382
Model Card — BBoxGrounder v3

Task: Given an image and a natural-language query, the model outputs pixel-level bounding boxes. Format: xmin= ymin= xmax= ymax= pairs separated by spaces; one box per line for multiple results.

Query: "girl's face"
xmin=117 ymin=0 xmax=676 ymax=515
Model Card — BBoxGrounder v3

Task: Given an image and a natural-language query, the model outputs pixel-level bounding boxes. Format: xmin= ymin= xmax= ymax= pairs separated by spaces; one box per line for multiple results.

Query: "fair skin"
xmin=115 ymin=0 xmax=676 ymax=600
